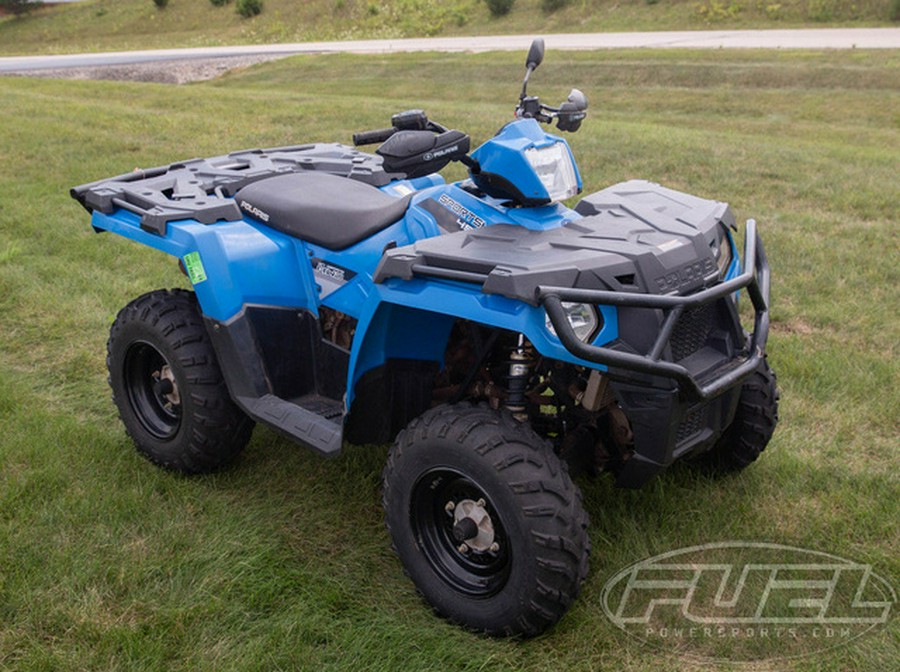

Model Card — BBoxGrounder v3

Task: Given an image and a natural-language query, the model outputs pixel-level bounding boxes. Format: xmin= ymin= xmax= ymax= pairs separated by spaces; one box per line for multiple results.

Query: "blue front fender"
xmin=347 ymin=277 xmax=619 ymax=406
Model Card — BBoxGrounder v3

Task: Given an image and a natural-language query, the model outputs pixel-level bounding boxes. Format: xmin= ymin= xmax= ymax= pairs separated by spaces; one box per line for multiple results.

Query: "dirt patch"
xmin=1 ymin=54 xmax=289 ymax=84
xmin=772 ymin=318 xmax=816 ymax=336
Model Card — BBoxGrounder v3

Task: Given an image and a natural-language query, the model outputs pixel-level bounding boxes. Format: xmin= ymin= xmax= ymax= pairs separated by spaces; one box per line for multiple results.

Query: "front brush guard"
xmin=539 ymin=219 xmax=770 ymax=402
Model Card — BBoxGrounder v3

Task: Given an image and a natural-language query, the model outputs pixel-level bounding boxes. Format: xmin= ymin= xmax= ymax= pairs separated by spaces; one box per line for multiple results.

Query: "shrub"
xmin=210 ymin=0 xmax=230 ymax=6
xmin=0 ymin=0 xmax=39 ymax=16
xmin=152 ymin=0 xmax=168 ymax=8
xmin=483 ymin=0 xmax=514 ymax=17
xmin=541 ymin=0 xmax=570 ymax=11
xmin=891 ymin=0 xmax=900 ymax=21
xmin=236 ymin=0 xmax=262 ymax=17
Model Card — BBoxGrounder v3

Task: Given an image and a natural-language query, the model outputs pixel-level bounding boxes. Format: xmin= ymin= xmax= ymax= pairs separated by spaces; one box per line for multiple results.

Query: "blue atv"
xmin=71 ymin=40 xmax=778 ymax=636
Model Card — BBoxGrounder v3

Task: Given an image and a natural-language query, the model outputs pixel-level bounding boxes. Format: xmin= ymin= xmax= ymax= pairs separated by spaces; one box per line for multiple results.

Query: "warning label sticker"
xmin=183 ymin=251 xmax=207 ymax=285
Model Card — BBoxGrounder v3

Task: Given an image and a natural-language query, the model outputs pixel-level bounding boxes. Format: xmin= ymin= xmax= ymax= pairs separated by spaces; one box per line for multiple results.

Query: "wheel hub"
xmin=449 ymin=497 xmax=496 ymax=553
xmin=123 ymin=341 xmax=183 ymax=440
xmin=411 ymin=468 xmax=511 ymax=597
xmin=152 ymin=364 xmax=181 ymax=410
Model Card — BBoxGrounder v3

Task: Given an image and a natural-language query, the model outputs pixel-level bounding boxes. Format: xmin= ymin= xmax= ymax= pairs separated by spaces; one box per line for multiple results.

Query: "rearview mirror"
xmin=526 ymin=38 xmax=545 ymax=71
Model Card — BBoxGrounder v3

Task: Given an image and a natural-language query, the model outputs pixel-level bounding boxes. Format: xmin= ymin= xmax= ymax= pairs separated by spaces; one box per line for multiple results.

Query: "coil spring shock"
xmin=506 ymin=334 xmax=535 ymax=422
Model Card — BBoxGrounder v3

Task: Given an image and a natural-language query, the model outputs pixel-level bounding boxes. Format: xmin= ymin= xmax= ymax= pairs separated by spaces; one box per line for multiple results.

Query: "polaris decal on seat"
xmin=239 ymin=200 xmax=270 ymax=223
xmin=437 ymin=194 xmax=486 ymax=231
xmin=312 ymin=258 xmax=356 ymax=298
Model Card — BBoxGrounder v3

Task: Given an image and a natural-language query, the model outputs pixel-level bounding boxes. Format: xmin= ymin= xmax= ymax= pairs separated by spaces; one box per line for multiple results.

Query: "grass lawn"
xmin=0 ymin=0 xmax=898 ymax=56
xmin=0 ymin=48 xmax=898 ymax=670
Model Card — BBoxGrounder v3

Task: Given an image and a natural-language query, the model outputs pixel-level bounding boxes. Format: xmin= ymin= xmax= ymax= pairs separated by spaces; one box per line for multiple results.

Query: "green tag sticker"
xmin=183 ymin=251 xmax=207 ymax=284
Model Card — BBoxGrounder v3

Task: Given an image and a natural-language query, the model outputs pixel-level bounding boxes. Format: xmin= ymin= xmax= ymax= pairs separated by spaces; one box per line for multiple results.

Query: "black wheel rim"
xmin=123 ymin=341 xmax=182 ymax=440
xmin=410 ymin=468 xmax=511 ymax=598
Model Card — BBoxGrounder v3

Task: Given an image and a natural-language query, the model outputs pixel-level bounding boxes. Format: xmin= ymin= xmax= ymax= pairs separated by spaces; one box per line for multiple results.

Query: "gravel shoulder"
xmin=1 ymin=54 xmax=288 ymax=84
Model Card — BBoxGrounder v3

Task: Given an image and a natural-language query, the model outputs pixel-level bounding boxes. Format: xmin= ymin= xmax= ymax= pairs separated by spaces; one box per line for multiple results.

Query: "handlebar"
xmin=516 ymin=89 xmax=587 ymax=133
xmin=352 ymin=127 xmax=398 ymax=146
xmin=354 ymin=110 xmax=451 ymax=147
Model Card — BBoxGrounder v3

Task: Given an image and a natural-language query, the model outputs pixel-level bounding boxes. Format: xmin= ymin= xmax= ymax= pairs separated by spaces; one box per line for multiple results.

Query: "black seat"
xmin=235 ymin=172 xmax=411 ymax=250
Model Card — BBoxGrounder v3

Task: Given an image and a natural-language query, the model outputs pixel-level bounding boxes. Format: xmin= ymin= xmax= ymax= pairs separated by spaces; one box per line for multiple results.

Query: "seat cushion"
xmin=235 ymin=172 xmax=411 ymax=250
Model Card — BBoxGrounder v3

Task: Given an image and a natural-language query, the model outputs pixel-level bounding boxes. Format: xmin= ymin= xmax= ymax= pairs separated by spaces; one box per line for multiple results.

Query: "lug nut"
xmin=444 ymin=501 xmax=455 ymax=515
xmin=457 ymin=543 xmax=469 ymax=554
xmin=489 ymin=542 xmax=500 ymax=553
xmin=475 ymin=498 xmax=486 ymax=508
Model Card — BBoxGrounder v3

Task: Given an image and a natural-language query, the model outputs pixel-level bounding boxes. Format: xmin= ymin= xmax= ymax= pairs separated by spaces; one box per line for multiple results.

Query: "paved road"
xmin=1 ymin=28 xmax=898 ymax=73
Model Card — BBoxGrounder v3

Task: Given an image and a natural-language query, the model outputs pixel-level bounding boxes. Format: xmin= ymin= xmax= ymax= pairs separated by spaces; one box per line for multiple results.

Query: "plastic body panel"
xmin=470 ymin=119 xmax=583 ymax=205
xmin=74 ymin=132 xmax=764 ymax=488
xmin=84 ymin=175 xmax=622 ymax=402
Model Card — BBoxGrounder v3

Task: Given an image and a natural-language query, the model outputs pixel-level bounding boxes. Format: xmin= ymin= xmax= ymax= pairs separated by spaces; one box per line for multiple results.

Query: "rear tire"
xmin=701 ymin=359 xmax=779 ymax=473
xmin=107 ymin=289 xmax=253 ymax=474
xmin=382 ymin=403 xmax=589 ymax=637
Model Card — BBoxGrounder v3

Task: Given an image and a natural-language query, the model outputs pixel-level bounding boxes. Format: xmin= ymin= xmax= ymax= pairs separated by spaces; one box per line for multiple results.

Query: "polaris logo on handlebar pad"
xmin=423 ymin=145 xmax=460 ymax=162
xmin=239 ymin=200 xmax=270 ymax=223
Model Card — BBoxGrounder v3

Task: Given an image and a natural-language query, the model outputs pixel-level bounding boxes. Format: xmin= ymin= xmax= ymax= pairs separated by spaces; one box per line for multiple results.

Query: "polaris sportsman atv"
xmin=71 ymin=40 xmax=778 ymax=636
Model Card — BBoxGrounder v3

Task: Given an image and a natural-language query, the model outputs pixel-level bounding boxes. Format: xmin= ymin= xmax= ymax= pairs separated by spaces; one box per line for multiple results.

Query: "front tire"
xmin=382 ymin=404 xmax=589 ymax=637
xmin=701 ymin=359 xmax=779 ymax=472
xmin=107 ymin=289 xmax=253 ymax=474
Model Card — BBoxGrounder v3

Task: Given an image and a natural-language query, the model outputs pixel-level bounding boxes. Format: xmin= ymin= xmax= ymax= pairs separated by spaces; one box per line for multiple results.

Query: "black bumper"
xmin=540 ymin=219 xmax=769 ymax=402
xmin=539 ymin=220 xmax=770 ymax=487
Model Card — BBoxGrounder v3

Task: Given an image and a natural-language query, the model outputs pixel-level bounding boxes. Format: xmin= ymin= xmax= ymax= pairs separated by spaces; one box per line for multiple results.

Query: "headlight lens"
xmin=525 ymin=143 xmax=579 ymax=203
xmin=714 ymin=227 xmax=734 ymax=278
xmin=545 ymin=302 xmax=599 ymax=343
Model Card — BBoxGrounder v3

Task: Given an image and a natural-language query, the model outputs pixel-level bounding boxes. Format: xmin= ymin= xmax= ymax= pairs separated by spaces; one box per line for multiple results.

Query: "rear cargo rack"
xmin=70 ymin=144 xmax=391 ymax=236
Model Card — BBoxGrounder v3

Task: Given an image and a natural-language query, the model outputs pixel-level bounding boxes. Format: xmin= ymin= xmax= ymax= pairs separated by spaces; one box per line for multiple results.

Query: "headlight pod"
xmin=713 ymin=225 xmax=734 ymax=279
xmin=545 ymin=302 xmax=599 ymax=343
xmin=525 ymin=143 xmax=579 ymax=203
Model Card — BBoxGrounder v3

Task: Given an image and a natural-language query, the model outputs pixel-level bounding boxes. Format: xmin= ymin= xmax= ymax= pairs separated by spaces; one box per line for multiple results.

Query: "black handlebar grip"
xmin=352 ymin=127 xmax=397 ymax=146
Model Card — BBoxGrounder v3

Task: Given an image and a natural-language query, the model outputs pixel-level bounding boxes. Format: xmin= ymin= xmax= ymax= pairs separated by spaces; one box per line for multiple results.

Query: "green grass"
xmin=1 ymin=49 xmax=898 ymax=670
xmin=0 ymin=0 xmax=898 ymax=56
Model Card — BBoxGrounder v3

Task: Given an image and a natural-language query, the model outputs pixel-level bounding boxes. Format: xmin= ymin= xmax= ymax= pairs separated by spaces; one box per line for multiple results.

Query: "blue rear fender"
xmin=90 ymin=209 xmax=317 ymax=321
xmin=88 ymin=174 xmax=447 ymax=323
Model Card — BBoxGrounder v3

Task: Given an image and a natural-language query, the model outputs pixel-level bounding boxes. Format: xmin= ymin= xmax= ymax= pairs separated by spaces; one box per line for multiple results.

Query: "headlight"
xmin=545 ymin=302 xmax=599 ymax=343
xmin=713 ymin=226 xmax=734 ymax=278
xmin=525 ymin=143 xmax=579 ymax=203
